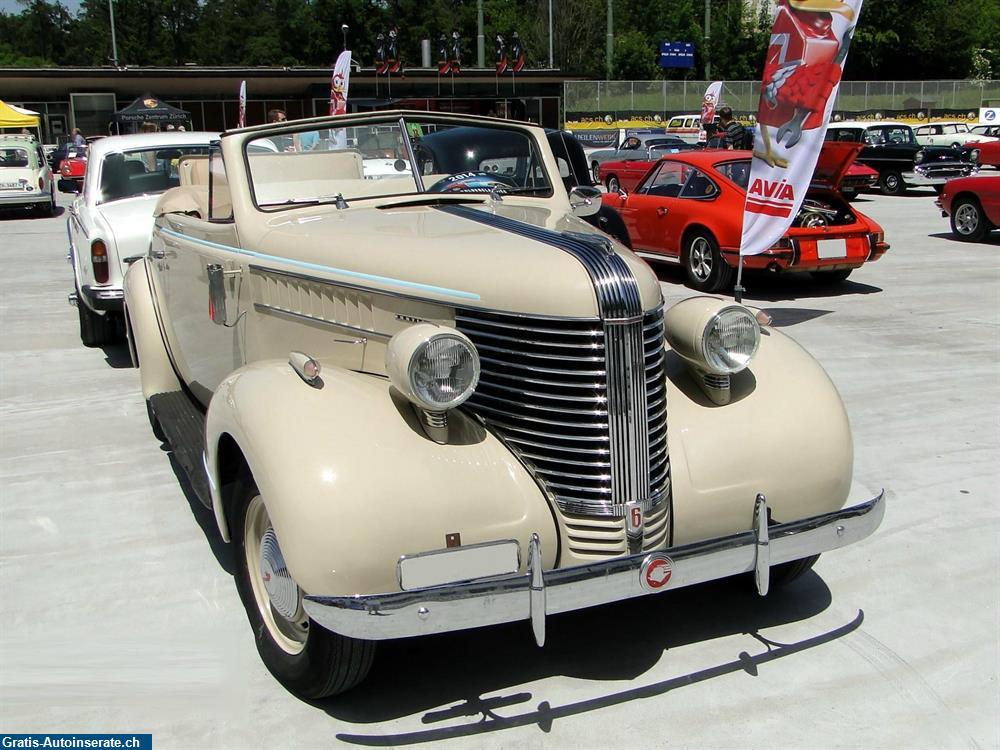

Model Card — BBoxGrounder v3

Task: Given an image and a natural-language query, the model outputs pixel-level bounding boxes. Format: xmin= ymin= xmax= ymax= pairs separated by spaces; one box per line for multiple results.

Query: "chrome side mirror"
xmin=568 ymin=185 xmax=601 ymax=217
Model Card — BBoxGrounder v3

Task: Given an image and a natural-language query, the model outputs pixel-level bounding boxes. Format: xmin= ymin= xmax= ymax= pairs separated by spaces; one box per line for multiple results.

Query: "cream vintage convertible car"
xmin=124 ymin=111 xmax=884 ymax=699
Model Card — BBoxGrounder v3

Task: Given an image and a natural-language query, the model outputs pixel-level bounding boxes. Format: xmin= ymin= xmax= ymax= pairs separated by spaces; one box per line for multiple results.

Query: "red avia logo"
xmin=640 ymin=554 xmax=673 ymax=591
xmin=747 ymin=177 xmax=795 ymax=218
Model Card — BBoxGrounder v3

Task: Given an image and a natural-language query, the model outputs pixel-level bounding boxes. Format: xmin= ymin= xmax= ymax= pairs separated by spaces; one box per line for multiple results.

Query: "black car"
xmin=825 ymin=121 xmax=976 ymax=195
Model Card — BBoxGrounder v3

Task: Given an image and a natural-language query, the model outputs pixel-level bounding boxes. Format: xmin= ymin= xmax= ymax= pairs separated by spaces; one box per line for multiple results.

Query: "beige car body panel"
xmin=133 ymin=109 xmax=857 ymax=603
xmin=204 ymin=362 xmax=558 ymax=595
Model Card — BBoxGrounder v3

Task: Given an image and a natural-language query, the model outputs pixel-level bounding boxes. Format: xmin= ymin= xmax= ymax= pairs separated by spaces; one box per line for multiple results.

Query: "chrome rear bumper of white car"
xmin=303 ymin=491 xmax=885 ymax=645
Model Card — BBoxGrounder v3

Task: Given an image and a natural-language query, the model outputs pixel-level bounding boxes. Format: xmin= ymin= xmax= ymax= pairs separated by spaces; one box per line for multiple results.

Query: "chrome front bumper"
xmin=906 ymin=164 xmax=977 ymax=186
xmin=304 ymin=491 xmax=885 ymax=645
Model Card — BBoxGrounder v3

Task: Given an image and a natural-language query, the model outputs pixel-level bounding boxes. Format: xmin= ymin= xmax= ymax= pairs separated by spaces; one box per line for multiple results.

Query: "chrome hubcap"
xmin=955 ymin=204 xmax=979 ymax=235
xmin=689 ymin=238 xmax=713 ymax=281
xmin=245 ymin=495 xmax=308 ymax=654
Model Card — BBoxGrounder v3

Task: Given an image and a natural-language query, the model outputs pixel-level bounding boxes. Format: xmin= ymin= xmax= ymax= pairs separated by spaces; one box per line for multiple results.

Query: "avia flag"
xmin=329 ymin=50 xmax=351 ymax=116
xmin=739 ymin=0 xmax=862 ymax=257
xmin=237 ymin=80 xmax=246 ymax=128
xmin=698 ymin=81 xmax=722 ymax=143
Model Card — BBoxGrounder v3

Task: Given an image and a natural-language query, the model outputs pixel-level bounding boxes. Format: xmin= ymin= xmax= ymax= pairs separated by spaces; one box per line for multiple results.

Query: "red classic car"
xmin=601 ymin=143 xmax=890 ymax=292
xmin=841 ymin=160 xmax=879 ymax=199
xmin=57 ymin=145 xmax=88 ymax=188
xmin=935 ymin=175 xmax=1000 ymax=242
xmin=967 ymin=139 xmax=1000 ymax=169
xmin=596 ymin=142 xmax=702 ymax=193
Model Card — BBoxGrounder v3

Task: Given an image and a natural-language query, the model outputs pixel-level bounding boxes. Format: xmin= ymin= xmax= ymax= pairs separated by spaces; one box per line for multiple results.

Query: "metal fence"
xmin=564 ymin=80 xmax=1000 ymax=119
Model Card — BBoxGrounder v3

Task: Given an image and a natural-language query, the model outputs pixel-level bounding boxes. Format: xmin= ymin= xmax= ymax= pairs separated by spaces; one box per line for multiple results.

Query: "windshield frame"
xmin=242 ymin=113 xmax=554 ymax=213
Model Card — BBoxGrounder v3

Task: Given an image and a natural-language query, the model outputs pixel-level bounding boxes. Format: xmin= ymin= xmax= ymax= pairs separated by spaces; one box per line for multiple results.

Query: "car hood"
xmin=253 ymin=201 xmax=661 ymax=318
xmin=812 ymin=142 xmax=863 ymax=189
xmin=96 ymin=195 xmax=161 ymax=266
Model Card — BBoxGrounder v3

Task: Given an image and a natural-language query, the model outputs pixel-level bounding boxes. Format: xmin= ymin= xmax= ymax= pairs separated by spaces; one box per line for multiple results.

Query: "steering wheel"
xmin=427 ymin=170 xmax=519 ymax=194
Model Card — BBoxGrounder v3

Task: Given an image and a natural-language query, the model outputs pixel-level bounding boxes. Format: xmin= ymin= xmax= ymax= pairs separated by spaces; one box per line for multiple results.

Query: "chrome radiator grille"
xmin=456 ymin=307 xmax=669 ymax=519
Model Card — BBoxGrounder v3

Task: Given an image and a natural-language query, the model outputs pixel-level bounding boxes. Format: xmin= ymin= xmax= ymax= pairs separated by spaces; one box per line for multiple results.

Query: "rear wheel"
xmin=590 ymin=160 xmax=600 ymax=183
xmin=879 ymin=170 xmax=905 ymax=196
xmin=810 ymin=269 xmax=853 ymax=284
xmin=233 ymin=476 xmax=375 ymax=698
xmin=683 ymin=230 xmax=734 ymax=292
xmin=950 ymin=197 xmax=990 ymax=242
xmin=605 ymin=175 xmax=620 ymax=193
xmin=77 ymin=301 xmax=117 ymax=347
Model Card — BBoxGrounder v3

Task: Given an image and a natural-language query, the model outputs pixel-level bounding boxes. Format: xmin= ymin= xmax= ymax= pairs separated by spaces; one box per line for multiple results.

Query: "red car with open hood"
xmin=601 ymin=142 xmax=890 ymax=292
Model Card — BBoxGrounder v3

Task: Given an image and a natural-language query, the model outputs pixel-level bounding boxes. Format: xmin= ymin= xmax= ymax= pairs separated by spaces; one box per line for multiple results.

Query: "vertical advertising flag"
xmin=739 ymin=0 xmax=862 ymax=260
xmin=698 ymin=81 xmax=722 ymax=144
xmin=329 ymin=50 xmax=351 ymax=116
xmin=237 ymin=80 xmax=246 ymax=128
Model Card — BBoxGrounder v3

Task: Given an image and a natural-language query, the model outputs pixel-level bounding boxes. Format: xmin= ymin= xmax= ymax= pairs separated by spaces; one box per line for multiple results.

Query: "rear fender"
xmin=122 ymin=258 xmax=181 ymax=398
xmin=205 ymin=361 xmax=557 ymax=595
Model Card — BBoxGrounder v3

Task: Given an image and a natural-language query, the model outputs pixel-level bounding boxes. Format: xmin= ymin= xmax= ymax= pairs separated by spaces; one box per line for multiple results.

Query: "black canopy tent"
xmin=112 ymin=94 xmax=190 ymax=132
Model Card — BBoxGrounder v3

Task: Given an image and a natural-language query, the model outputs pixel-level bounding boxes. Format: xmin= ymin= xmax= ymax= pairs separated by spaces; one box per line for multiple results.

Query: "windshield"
xmin=245 ymin=117 xmax=553 ymax=210
xmin=0 ymin=147 xmax=30 ymax=168
xmin=98 ymin=145 xmax=211 ymax=204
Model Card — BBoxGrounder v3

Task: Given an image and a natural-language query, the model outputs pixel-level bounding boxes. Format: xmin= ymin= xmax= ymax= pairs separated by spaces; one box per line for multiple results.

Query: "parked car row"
xmin=47 ymin=112 xmax=887 ymax=699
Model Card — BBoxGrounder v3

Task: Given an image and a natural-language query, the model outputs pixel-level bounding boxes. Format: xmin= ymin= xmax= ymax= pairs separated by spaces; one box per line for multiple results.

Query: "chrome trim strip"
xmin=635 ymin=250 xmax=681 ymax=265
xmin=159 ymin=227 xmax=481 ymax=301
xmin=252 ymin=303 xmax=392 ymax=340
xmin=304 ymin=491 xmax=885 ymax=640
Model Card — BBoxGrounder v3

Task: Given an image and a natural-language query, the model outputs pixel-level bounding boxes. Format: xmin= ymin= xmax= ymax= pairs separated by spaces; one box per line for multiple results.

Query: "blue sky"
xmin=1 ymin=0 xmax=83 ymax=14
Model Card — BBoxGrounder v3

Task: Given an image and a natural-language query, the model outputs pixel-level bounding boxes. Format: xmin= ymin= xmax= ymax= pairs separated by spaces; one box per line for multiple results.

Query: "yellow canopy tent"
xmin=0 ymin=100 xmax=41 ymax=134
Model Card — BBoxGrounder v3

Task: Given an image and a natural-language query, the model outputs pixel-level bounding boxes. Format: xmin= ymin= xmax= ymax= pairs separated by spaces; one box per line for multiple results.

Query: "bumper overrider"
xmin=304 ymin=491 xmax=885 ymax=646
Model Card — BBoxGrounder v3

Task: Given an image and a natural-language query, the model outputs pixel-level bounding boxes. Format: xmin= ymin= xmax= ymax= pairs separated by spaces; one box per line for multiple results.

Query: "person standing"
xmin=71 ymin=127 xmax=85 ymax=146
xmin=718 ymin=107 xmax=746 ymax=150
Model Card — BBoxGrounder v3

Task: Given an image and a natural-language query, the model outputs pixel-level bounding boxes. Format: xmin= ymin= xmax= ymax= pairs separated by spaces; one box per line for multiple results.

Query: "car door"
xmin=616 ymin=160 xmax=689 ymax=256
xmin=152 ymin=151 xmax=246 ymax=404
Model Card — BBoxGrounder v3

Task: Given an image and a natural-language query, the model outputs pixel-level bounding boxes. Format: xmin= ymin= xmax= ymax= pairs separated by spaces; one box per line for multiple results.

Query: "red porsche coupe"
xmin=601 ymin=142 xmax=890 ymax=292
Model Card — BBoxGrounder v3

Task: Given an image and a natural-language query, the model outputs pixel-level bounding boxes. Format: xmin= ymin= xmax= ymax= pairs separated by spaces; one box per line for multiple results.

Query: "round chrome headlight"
xmin=914 ymin=150 xmax=925 ymax=164
xmin=701 ymin=306 xmax=761 ymax=374
xmin=386 ymin=324 xmax=480 ymax=411
xmin=970 ymin=148 xmax=980 ymax=163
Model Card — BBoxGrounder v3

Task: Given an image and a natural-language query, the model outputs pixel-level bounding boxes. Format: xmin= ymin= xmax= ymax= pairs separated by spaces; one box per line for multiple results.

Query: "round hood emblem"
xmin=640 ymin=553 xmax=673 ymax=591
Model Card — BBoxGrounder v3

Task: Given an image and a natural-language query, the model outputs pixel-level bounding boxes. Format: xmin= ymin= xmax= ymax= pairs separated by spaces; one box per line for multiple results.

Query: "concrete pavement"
xmin=0 ymin=189 xmax=997 ymax=749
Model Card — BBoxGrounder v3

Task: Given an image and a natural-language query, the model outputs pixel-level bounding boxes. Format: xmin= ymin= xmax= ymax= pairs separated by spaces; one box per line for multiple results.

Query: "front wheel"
xmin=233 ymin=477 xmax=375 ymax=698
xmin=768 ymin=555 xmax=820 ymax=590
xmin=950 ymin=197 xmax=990 ymax=242
xmin=590 ymin=160 xmax=600 ymax=183
xmin=683 ymin=230 xmax=734 ymax=292
xmin=880 ymin=170 xmax=905 ymax=196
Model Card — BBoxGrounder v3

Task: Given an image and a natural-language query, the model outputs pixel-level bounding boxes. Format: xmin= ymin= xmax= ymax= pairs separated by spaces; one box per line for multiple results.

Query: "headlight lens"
xmin=408 ymin=334 xmax=479 ymax=409
xmin=915 ymin=150 xmax=925 ymax=164
xmin=702 ymin=307 xmax=760 ymax=374
xmin=970 ymin=149 xmax=980 ymax=163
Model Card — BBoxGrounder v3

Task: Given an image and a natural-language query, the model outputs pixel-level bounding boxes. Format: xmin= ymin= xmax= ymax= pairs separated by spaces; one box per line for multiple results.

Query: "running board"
xmin=148 ymin=391 xmax=212 ymax=508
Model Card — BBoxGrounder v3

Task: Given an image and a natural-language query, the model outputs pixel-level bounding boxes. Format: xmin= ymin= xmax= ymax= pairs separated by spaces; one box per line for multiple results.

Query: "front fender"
xmin=206 ymin=362 xmax=557 ymax=596
xmin=667 ymin=324 xmax=854 ymax=545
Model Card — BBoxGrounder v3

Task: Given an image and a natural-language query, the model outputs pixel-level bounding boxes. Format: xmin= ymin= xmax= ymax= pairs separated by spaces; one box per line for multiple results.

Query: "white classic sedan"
xmin=63 ymin=131 xmax=217 ymax=346
xmin=0 ymin=134 xmax=54 ymax=216
xmin=913 ymin=121 xmax=997 ymax=148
